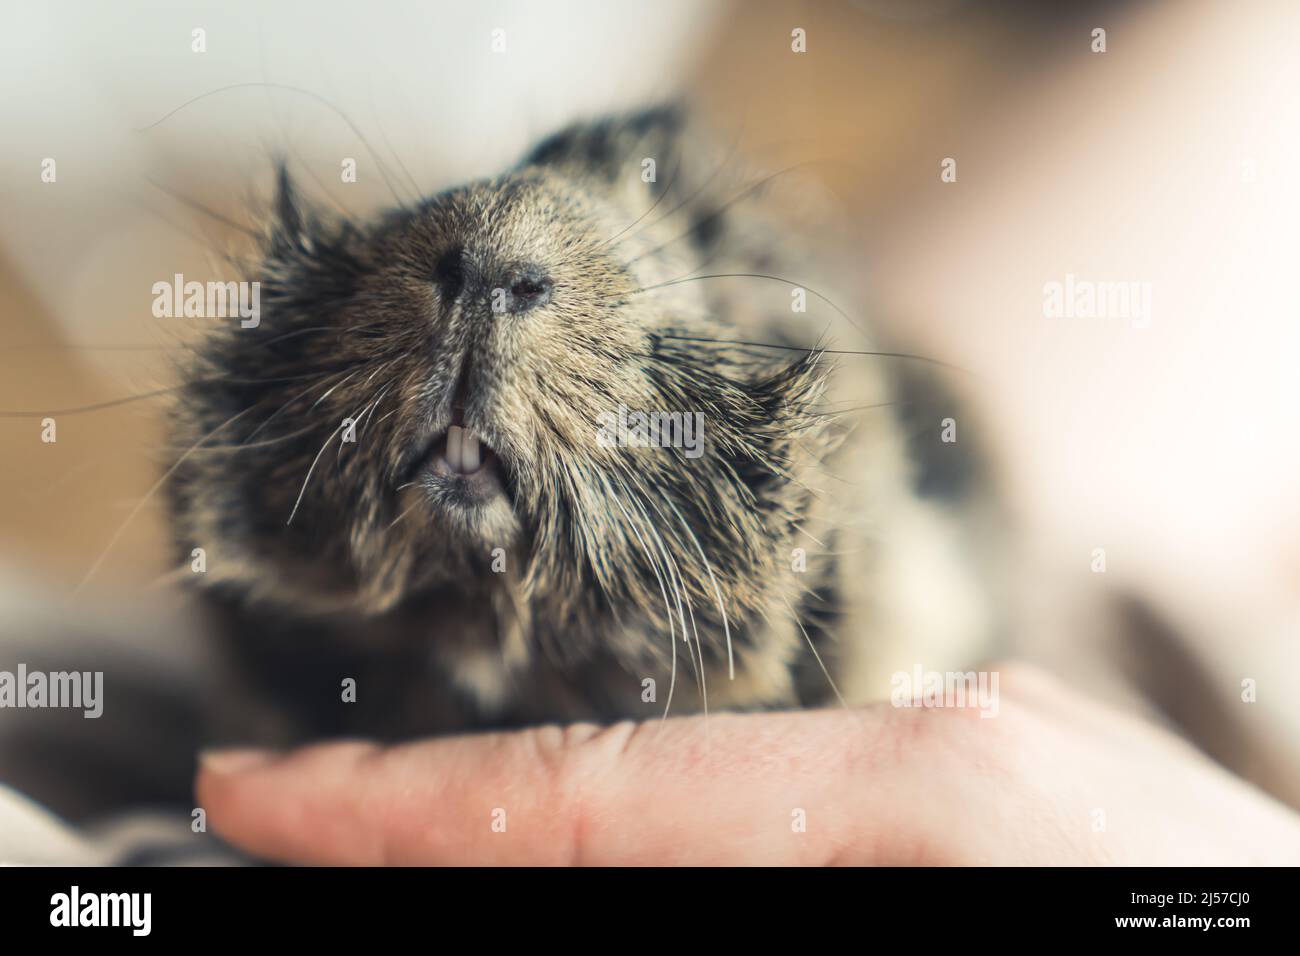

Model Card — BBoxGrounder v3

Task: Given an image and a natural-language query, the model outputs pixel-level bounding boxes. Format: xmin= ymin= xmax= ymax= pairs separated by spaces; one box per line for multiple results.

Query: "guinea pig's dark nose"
xmin=494 ymin=267 xmax=553 ymax=314
xmin=433 ymin=247 xmax=465 ymax=300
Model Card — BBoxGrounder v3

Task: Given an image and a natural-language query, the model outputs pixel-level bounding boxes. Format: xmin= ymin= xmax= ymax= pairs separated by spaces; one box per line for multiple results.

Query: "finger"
xmin=197 ymin=705 xmax=936 ymax=866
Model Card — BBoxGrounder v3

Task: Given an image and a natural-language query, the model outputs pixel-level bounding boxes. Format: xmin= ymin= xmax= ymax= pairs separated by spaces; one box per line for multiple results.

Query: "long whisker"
xmin=655 ymin=332 xmax=969 ymax=374
xmin=366 ymin=81 xmax=423 ymax=205
xmin=334 ymin=383 xmax=391 ymax=473
xmin=255 ymin=23 xmax=360 ymax=223
xmin=634 ymin=493 xmax=700 ymax=701
xmin=74 ymin=404 xmax=259 ymax=592
xmin=659 ymin=494 xmax=734 ymax=681
xmin=0 ymin=343 xmax=184 ymax=352
xmin=144 ymin=176 xmax=260 ymax=239
xmin=780 ymin=594 xmax=849 ymax=711
xmin=244 ymin=366 xmax=360 ymax=444
xmin=160 ymin=418 xmax=322 ymax=453
xmin=0 ymin=366 xmax=370 ymax=420
xmin=286 ymin=397 xmax=369 ymax=526
xmin=384 ymin=499 xmax=423 ymax=532
xmin=0 ymin=387 xmax=182 ymax=418
xmin=284 ymin=367 xmax=394 ymax=527
xmin=598 ymin=141 xmax=685 ymax=247
xmin=601 ymin=100 xmax=753 ymax=249
xmin=641 ymin=496 xmax=709 ymax=746
xmin=637 ymin=273 xmax=872 ymax=337
xmin=605 ymin=476 xmax=678 ymax=722
xmin=136 ymin=82 xmax=411 ymax=211
xmin=624 ymin=159 xmax=839 ymax=267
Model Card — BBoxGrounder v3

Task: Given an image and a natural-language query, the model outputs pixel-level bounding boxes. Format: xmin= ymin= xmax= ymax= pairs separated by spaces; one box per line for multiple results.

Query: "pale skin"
xmin=195 ymin=665 xmax=1300 ymax=865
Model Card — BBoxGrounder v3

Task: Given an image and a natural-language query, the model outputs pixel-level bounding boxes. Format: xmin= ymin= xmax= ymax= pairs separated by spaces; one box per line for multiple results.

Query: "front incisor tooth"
xmin=461 ymin=430 xmax=480 ymax=472
xmin=446 ymin=425 xmax=463 ymax=471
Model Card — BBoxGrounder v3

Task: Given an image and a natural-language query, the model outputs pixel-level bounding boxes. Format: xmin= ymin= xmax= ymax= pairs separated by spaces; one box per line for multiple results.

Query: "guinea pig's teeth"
xmin=461 ymin=430 xmax=480 ymax=472
xmin=446 ymin=425 xmax=464 ymax=471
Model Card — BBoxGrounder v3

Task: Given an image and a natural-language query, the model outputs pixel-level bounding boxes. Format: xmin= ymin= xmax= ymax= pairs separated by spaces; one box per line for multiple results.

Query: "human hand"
xmin=196 ymin=665 xmax=1300 ymax=865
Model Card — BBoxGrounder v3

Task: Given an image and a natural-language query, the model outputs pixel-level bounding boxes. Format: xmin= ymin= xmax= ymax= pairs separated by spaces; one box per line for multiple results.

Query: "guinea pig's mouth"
xmin=423 ymin=423 xmax=499 ymax=480
xmin=403 ymin=401 xmax=511 ymax=506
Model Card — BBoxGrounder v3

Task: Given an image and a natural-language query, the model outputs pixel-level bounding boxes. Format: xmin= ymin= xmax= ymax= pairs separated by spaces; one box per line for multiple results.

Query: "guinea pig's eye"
xmin=510 ymin=276 xmax=551 ymax=303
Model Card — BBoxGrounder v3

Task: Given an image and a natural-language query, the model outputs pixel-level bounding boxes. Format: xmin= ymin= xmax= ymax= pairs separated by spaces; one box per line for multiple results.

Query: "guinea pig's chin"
xmin=398 ymin=474 xmax=520 ymax=546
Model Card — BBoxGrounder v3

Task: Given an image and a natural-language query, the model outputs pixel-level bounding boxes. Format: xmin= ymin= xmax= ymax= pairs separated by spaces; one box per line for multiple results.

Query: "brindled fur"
xmin=167 ymin=106 xmax=996 ymax=743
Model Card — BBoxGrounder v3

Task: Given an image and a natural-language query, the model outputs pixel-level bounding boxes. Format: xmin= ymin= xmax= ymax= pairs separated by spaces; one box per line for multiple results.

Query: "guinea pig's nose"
xmin=492 ymin=267 xmax=553 ymax=315
xmin=433 ymin=247 xmax=465 ymax=300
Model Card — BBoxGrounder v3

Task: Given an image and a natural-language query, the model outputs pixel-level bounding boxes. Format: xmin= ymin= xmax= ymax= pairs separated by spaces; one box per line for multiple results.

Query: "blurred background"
xmin=1 ymin=0 xmax=1298 ymax=817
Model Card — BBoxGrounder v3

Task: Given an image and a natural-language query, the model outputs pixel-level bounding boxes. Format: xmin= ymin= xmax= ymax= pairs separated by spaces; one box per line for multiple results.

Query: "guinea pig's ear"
xmin=731 ymin=350 xmax=836 ymax=500
xmin=522 ymin=104 xmax=686 ymax=185
xmin=265 ymin=159 xmax=308 ymax=259
xmin=259 ymin=160 xmax=362 ymax=294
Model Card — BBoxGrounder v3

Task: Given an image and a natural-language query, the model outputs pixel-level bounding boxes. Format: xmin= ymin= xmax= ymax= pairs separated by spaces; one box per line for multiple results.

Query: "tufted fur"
xmin=167 ymin=106 xmax=994 ymax=743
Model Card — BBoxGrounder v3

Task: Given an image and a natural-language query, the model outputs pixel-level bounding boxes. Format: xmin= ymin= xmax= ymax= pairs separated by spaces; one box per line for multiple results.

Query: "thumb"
xmin=195 ymin=706 xmax=911 ymax=865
